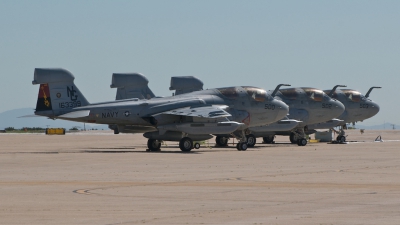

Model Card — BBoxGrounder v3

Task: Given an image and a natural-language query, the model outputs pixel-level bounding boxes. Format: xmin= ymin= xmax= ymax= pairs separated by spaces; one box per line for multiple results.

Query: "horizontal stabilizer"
xmin=18 ymin=114 xmax=44 ymax=118
xmin=153 ymin=105 xmax=231 ymax=118
xmin=57 ymin=110 xmax=90 ymax=119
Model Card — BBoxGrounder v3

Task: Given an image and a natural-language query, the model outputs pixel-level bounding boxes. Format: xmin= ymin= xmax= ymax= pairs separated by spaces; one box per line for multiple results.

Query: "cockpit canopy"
xmin=279 ymin=88 xmax=298 ymax=99
xmin=341 ymin=89 xmax=362 ymax=102
xmin=217 ymin=86 xmax=270 ymax=102
xmin=279 ymin=88 xmax=327 ymax=102
xmin=217 ymin=87 xmax=239 ymax=99
xmin=243 ymin=87 xmax=270 ymax=102
xmin=303 ymin=88 xmax=325 ymax=102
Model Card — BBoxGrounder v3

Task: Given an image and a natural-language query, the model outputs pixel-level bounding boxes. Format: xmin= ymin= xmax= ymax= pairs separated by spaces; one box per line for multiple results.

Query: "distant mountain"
xmin=355 ymin=123 xmax=399 ymax=130
xmin=0 ymin=108 xmax=109 ymax=130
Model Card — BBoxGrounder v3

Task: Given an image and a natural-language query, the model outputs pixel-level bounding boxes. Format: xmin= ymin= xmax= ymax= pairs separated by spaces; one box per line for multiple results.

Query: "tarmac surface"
xmin=1 ymin=129 xmax=399 ymax=224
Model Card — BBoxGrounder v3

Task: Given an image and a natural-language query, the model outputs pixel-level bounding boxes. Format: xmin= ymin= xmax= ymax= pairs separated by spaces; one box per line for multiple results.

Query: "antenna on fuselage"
xmin=328 ymin=85 xmax=347 ymax=97
xmin=365 ymin=86 xmax=382 ymax=98
xmin=271 ymin=84 xmax=291 ymax=97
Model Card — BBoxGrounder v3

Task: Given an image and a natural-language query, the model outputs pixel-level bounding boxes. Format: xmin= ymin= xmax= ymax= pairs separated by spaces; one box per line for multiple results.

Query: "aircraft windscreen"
xmin=303 ymin=88 xmax=324 ymax=102
xmin=243 ymin=87 xmax=268 ymax=102
xmin=217 ymin=87 xmax=239 ymax=99
xmin=279 ymin=89 xmax=298 ymax=99
xmin=342 ymin=90 xmax=361 ymax=102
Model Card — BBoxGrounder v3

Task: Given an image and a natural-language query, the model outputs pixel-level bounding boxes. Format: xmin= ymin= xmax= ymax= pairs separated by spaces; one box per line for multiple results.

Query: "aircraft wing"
xmin=153 ymin=105 xmax=231 ymax=118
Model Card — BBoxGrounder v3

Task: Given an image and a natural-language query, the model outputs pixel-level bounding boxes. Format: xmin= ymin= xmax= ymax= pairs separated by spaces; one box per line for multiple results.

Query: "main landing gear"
xmin=215 ymin=136 xmax=229 ymax=147
xmin=179 ymin=137 xmax=193 ymax=152
xmin=147 ymin=139 xmax=161 ymax=151
xmin=147 ymin=137 xmax=195 ymax=152
xmin=246 ymin=134 xmax=256 ymax=147
xmin=263 ymin=135 xmax=275 ymax=144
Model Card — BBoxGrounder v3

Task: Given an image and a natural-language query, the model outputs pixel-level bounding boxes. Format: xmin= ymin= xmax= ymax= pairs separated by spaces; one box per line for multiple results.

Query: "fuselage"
xmin=48 ymin=86 xmax=288 ymax=129
xmin=272 ymin=87 xmax=345 ymax=126
xmin=323 ymin=89 xmax=380 ymax=125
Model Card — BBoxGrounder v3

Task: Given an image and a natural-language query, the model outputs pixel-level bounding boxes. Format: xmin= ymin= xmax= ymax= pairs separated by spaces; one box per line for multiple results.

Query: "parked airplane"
xmin=32 ymin=68 xmax=289 ymax=151
xmin=311 ymin=86 xmax=381 ymax=142
xmin=109 ymin=75 xmax=344 ymax=147
xmin=244 ymin=86 xmax=345 ymax=146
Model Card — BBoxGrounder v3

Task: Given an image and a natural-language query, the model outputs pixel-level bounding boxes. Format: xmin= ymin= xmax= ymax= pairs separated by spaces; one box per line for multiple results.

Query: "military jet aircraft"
xmin=109 ymin=76 xmax=300 ymax=146
xmin=309 ymin=86 xmax=381 ymax=142
xmin=110 ymin=75 xmax=345 ymax=147
xmin=241 ymin=86 xmax=346 ymax=146
xmin=32 ymin=68 xmax=289 ymax=151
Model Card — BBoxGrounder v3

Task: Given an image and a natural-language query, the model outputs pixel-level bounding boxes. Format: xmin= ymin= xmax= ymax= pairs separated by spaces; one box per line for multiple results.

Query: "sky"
xmin=0 ymin=0 xmax=399 ymax=126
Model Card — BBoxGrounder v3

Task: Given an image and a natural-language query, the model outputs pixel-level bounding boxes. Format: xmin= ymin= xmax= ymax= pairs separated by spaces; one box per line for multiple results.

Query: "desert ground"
xmin=1 ymin=129 xmax=399 ymax=224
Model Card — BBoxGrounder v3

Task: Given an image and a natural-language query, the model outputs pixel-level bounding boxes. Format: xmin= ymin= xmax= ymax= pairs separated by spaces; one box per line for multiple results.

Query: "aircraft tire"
xmin=179 ymin=137 xmax=193 ymax=152
xmin=263 ymin=135 xmax=274 ymax=144
xmin=246 ymin=134 xmax=256 ymax=147
xmin=240 ymin=142 xmax=248 ymax=151
xmin=337 ymin=135 xmax=346 ymax=143
xmin=216 ymin=136 xmax=229 ymax=146
xmin=236 ymin=143 xmax=242 ymax=151
xmin=194 ymin=143 xmax=200 ymax=149
xmin=290 ymin=133 xmax=298 ymax=144
xmin=147 ymin=139 xmax=161 ymax=151
xmin=297 ymin=138 xmax=307 ymax=146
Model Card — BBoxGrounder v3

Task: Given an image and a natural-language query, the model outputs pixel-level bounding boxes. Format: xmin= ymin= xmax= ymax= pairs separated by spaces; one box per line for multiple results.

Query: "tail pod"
xmin=32 ymin=68 xmax=89 ymax=117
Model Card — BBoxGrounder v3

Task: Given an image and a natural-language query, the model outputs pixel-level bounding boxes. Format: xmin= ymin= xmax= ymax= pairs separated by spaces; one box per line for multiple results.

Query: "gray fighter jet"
xmin=32 ymin=68 xmax=289 ymax=151
xmin=309 ymin=86 xmax=381 ymax=142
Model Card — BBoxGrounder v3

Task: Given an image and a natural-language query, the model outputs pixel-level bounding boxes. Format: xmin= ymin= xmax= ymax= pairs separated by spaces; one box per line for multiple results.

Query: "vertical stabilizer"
xmin=32 ymin=68 xmax=89 ymax=117
xmin=110 ymin=73 xmax=155 ymax=100
xmin=169 ymin=76 xmax=203 ymax=95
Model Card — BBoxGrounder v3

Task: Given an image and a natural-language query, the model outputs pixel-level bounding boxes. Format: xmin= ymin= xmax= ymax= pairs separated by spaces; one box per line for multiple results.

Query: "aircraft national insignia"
xmin=124 ymin=111 xmax=131 ymax=117
xmin=56 ymin=93 xmax=61 ymax=98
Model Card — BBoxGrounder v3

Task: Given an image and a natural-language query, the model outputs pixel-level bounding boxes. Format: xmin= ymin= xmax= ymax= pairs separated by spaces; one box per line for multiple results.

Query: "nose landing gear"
xmin=290 ymin=126 xmax=308 ymax=146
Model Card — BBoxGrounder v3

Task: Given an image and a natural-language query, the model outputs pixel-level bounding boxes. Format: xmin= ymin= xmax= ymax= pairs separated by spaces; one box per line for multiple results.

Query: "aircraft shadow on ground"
xmin=81 ymin=145 xmax=269 ymax=154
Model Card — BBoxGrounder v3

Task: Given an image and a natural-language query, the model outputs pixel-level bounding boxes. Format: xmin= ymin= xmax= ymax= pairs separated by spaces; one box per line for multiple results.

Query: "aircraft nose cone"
xmin=369 ymin=102 xmax=380 ymax=117
xmin=274 ymin=99 xmax=289 ymax=120
xmin=331 ymin=99 xmax=345 ymax=118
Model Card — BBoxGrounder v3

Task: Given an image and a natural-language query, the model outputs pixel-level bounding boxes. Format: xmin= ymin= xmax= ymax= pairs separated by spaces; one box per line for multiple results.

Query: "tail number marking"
xmin=59 ymin=101 xmax=82 ymax=108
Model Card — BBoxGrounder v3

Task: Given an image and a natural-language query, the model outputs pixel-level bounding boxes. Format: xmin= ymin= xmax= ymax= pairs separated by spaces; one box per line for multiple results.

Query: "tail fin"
xmin=110 ymin=73 xmax=155 ymax=100
xmin=169 ymin=76 xmax=203 ymax=95
xmin=32 ymin=68 xmax=89 ymax=117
